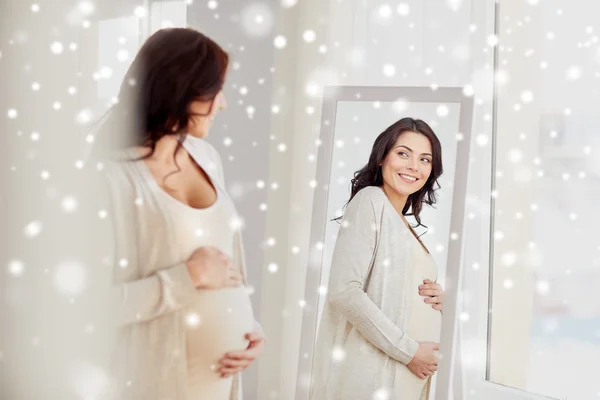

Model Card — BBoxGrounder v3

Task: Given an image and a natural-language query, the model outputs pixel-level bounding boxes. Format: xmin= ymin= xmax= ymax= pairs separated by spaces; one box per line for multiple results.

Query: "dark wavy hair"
xmin=92 ymin=27 xmax=229 ymax=163
xmin=340 ymin=117 xmax=443 ymax=229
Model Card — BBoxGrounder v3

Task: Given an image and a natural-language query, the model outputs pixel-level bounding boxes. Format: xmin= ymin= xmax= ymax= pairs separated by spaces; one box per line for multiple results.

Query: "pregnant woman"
xmin=310 ymin=118 xmax=446 ymax=399
xmin=93 ymin=28 xmax=264 ymax=399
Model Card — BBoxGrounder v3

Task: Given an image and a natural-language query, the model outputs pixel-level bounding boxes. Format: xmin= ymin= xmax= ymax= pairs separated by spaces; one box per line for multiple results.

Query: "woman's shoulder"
xmin=182 ymin=136 xmax=224 ymax=180
xmin=343 ymin=186 xmax=387 ymax=221
xmin=351 ymin=186 xmax=387 ymax=206
xmin=183 ymin=135 xmax=220 ymax=162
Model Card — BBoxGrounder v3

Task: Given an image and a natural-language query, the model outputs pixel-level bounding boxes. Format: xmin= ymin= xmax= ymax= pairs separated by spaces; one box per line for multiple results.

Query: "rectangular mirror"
xmin=296 ymin=86 xmax=473 ymax=400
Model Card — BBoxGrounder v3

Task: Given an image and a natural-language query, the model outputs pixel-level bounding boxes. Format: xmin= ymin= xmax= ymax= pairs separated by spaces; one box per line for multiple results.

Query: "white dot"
xmin=392 ymin=98 xmax=408 ymax=113
xmin=274 ymin=35 xmax=287 ymax=49
xmin=98 ymin=209 xmax=108 ymax=219
xmin=460 ymin=312 xmax=470 ymax=321
xmin=8 ymin=260 xmax=25 ymax=276
xmin=195 ymin=229 xmax=204 ymax=237
xmin=306 ymin=106 xmax=315 ymax=115
xmin=76 ymin=109 xmax=93 ymax=125
xmin=305 ymin=81 xmax=320 ymax=97
xmin=82 ymin=20 xmax=90 ymax=28
xmin=332 ymin=346 xmax=346 ymax=361
xmin=503 ymin=279 xmax=514 ymax=289
xmin=54 ymin=262 xmax=87 ymax=295
xmin=487 ymin=35 xmax=499 ymax=47
xmin=41 ymin=170 xmax=50 ymax=180
xmin=208 ymin=0 xmax=218 ymax=10
xmin=239 ymin=86 xmax=248 ymax=95
xmin=134 ymin=6 xmax=146 ymax=18
xmin=32 ymin=82 xmax=40 ymax=91
xmin=566 ymin=66 xmax=582 ymax=81
xmin=53 ymin=102 xmax=61 ymax=110
xmin=383 ymin=64 xmax=396 ymax=77
xmin=186 ymin=312 xmax=201 ymax=327
xmin=397 ymin=3 xmax=410 ymax=16
xmin=271 ymin=105 xmax=280 ymax=114
xmin=309 ymin=179 xmax=317 ymax=188
xmin=75 ymin=160 xmax=84 ymax=169
xmin=476 ymin=134 xmax=489 ymax=146
xmin=508 ymin=148 xmax=523 ymax=163
xmin=278 ymin=143 xmax=287 ymax=152
xmin=373 ymin=388 xmax=390 ymax=400
xmin=569 ymin=213 xmax=577 ymax=221
xmin=116 ymin=49 xmax=129 ymax=62
xmin=50 ymin=41 xmax=64 ymax=54
xmin=319 ymin=45 xmax=327 ymax=53
xmin=78 ymin=1 xmax=95 ymax=15
xmin=268 ymin=263 xmax=278 ymax=273
xmin=502 ymin=252 xmax=517 ymax=267
xmin=61 ymin=196 xmax=78 ymax=212
xmin=436 ymin=105 xmax=449 ymax=117
xmin=266 ymin=237 xmax=276 ymax=247
xmin=298 ymin=299 xmax=306 ymax=308
xmin=24 ymin=221 xmax=43 ymax=238
xmin=259 ymin=203 xmax=267 ymax=211
xmin=223 ymin=137 xmax=232 ymax=147
xmin=99 ymin=66 xmax=113 ymax=79
xmin=31 ymin=4 xmax=40 ymax=12
xmin=378 ymin=4 xmax=392 ymax=18
xmin=303 ymin=30 xmax=316 ymax=43
xmin=472 ymin=263 xmax=480 ymax=271
xmin=84 ymin=323 xmax=95 ymax=334
xmin=520 ymin=91 xmax=533 ymax=103
xmin=291 ymin=246 xmax=300 ymax=254
xmin=463 ymin=85 xmax=474 ymax=97
xmin=536 ymin=281 xmax=550 ymax=295
xmin=7 ymin=109 xmax=17 ymax=119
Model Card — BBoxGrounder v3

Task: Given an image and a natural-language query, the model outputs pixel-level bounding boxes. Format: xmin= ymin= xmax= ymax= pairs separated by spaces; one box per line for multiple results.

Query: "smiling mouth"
xmin=398 ymin=173 xmax=418 ymax=183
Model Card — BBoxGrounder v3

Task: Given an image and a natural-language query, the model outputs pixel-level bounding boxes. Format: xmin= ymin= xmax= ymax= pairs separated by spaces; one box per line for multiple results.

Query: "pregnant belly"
xmin=185 ymin=287 xmax=255 ymax=394
xmin=409 ymin=298 xmax=442 ymax=343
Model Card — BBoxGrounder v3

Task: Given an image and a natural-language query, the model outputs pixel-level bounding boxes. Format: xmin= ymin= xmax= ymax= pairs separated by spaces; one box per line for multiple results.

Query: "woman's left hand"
xmin=419 ymin=279 xmax=444 ymax=312
xmin=217 ymin=331 xmax=266 ymax=378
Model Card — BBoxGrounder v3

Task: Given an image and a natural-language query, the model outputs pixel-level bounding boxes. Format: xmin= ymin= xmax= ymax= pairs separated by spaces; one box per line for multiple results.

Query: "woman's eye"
xmin=421 ymin=158 xmax=431 ymax=164
xmin=398 ymin=151 xmax=408 ymax=157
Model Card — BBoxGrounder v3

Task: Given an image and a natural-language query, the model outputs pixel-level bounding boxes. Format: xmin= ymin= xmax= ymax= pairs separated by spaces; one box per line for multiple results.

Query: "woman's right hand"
xmin=407 ymin=342 xmax=439 ymax=380
xmin=186 ymin=246 xmax=242 ymax=289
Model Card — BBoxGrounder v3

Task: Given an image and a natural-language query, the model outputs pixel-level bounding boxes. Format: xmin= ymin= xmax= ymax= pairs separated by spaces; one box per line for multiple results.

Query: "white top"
xmin=96 ymin=136 xmax=260 ymax=400
xmin=133 ymin=149 xmax=256 ymax=399
xmin=309 ymin=186 xmax=441 ymax=400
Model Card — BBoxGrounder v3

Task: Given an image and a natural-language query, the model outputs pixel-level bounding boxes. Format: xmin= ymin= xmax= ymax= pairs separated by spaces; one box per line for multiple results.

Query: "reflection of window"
xmin=96 ymin=1 xmax=187 ymax=102
xmin=150 ymin=1 xmax=187 ymax=32
xmin=97 ymin=16 xmax=141 ymax=101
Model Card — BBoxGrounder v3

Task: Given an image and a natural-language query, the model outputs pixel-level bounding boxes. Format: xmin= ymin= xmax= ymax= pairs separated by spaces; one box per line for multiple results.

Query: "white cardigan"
xmin=97 ymin=136 xmax=259 ymax=399
xmin=309 ymin=186 xmax=426 ymax=399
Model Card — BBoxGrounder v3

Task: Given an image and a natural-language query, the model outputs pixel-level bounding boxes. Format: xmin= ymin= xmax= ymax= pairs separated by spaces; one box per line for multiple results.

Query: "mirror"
xmin=296 ymin=86 xmax=473 ymax=400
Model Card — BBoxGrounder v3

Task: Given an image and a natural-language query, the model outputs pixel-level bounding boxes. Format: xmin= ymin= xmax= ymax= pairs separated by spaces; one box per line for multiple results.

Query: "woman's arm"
xmin=99 ymin=165 xmax=199 ymax=327
xmin=327 ymin=190 xmax=419 ymax=365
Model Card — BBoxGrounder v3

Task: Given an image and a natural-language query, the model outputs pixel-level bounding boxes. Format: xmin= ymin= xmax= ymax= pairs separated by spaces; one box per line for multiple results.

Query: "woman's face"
xmin=186 ymin=91 xmax=227 ymax=138
xmin=380 ymin=130 xmax=433 ymax=198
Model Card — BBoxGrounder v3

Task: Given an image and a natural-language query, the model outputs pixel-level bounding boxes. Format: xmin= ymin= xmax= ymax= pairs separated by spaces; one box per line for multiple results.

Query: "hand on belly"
xmin=185 ymin=287 xmax=255 ymax=376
